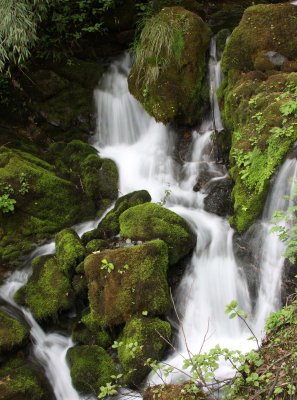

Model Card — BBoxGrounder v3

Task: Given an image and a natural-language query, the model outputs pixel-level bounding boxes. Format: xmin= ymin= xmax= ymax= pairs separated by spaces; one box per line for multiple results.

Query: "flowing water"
xmin=0 ymin=37 xmax=296 ymax=399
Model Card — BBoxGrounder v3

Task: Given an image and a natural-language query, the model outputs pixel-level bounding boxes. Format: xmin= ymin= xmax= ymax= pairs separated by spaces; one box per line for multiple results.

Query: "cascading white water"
xmin=93 ymin=41 xmax=253 ymax=391
xmin=253 ymin=158 xmax=297 ymax=335
xmin=1 ymin=35 xmax=296 ymax=400
xmin=209 ymin=37 xmax=224 ymax=133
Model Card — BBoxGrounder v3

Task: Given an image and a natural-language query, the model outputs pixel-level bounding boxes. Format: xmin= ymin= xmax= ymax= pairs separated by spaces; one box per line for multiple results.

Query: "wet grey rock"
xmin=203 ymin=177 xmax=233 ymax=216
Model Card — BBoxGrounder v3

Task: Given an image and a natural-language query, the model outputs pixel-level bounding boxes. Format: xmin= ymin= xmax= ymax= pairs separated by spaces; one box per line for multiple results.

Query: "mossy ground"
xmin=118 ymin=317 xmax=171 ymax=386
xmin=66 ymin=345 xmax=117 ymax=395
xmin=119 ymin=202 xmax=196 ymax=264
xmin=143 ymin=383 xmax=207 ymax=400
xmin=84 ymin=240 xmax=171 ymax=327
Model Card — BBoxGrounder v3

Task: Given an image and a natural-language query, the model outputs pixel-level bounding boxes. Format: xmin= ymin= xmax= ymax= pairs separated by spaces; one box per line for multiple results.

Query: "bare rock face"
xmin=128 ymin=6 xmax=210 ymax=126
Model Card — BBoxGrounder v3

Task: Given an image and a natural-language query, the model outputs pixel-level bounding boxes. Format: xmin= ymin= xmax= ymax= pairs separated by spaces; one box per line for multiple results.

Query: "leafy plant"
xmin=100 ymin=258 xmax=114 ymax=273
xmin=0 ymin=194 xmax=16 ymax=213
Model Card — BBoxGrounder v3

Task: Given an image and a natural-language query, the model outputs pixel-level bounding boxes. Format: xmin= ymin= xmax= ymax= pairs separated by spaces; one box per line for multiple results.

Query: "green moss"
xmin=67 ymin=345 xmax=117 ymax=395
xmin=22 ymin=255 xmax=74 ymax=320
xmin=85 ymin=239 xmax=108 ymax=254
xmin=119 ymin=202 xmax=196 ymax=264
xmin=129 ymin=6 xmax=210 ymax=126
xmin=55 ymin=228 xmax=85 ymax=275
xmin=118 ymin=317 xmax=171 ymax=385
xmin=0 ymin=310 xmax=28 ymax=353
xmin=221 ymin=69 xmax=297 ymax=232
xmin=222 ymin=3 xmax=297 ymax=73
xmin=98 ymin=190 xmax=152 ymax=239
xmin=72 ymin=313 xmax=111 ymax=348
xmin=0 ymin=356 xmax=47 ymax=400
xmin=84 ymin=240 xmax=171 ymax=327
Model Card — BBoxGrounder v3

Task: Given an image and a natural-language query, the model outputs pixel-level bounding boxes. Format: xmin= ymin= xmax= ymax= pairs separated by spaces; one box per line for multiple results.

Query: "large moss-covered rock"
xmin=222 ymin=71 xmax=297 ymax=232
xmin=118 ymin=317 xmax=171 ymax=385
xmin=0 ymin=356 xmax=48 ymax=400
xmin=66 ymin=345 xmax=116 ymax=395
xmin=84 ymin=240 xmax=171 ymax=327
xmin=82 ymin=190 xmax=151 ymax=243
xmin=48 ymin=140 xmax=118 ymax=206
xmin=0 ymin=310 xmax=29 ymax=353
xmin=222 ymin=3 xmax=297 ymax=73
xmin=220 ymin=3 xmax=297 ymax=232
xmin=55 ymin=228 xmax=85 ymax=275
xmin=119 ymin=203 xmax=196 ymax=264
xmin=128 ymin=6 xmax=210 ymax=126
xmin=19 ymin=255 xmax=74 ymax=320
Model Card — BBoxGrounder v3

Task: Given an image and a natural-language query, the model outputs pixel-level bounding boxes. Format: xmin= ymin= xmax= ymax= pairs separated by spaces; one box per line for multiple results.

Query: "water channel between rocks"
xmin=0 ymin=38 xmax=296 ymax=400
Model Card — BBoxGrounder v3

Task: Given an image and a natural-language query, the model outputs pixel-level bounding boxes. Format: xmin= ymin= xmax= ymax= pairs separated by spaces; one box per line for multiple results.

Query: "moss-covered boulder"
xmin=128 ymin=6 xmax=210 ymax=126
xmin=222 ymin=3 xmax=297 ymax=73
xmin=0 ymin=356 xmax=48 ymax=400
xmin=119 ymin=203 xmax=196 ymax=265
xmin=19 ymin=255 xmax=74 ymax=320
xmin=0 ymin=310 xmax=29 ymax=353
xmin=222 ymin=72 xmax=297 ymax=232
xmin=118 ymin=317 xmax=171 ymax=385
xmin=66 ymin=345 xmax=116 ymax=395
xmin=84 ymin=240 xmax=171 ymax=327
xmin=48 ymin=140 xmax=118 ymax=206
xmin=82 ymin=190 xmax=151 ymax=243
xmin=55 ymin=228 xmax=85 ymax=275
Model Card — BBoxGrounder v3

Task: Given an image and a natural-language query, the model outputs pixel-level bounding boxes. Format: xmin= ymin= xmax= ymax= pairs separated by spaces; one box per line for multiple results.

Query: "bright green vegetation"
xmin=222 ymin=74 xmax=297 ymax=232
xmin=66 ymin=345 xmax=117 ymax=395
xmin=117 ymin=317 xmax=171 ymax=385
xmin=129 ymin=6 xmax=210 ymax=125
xmin=119 ymin=202 xmax=196 ymax=264
xmin=55 ymin=228 xmax=85 ymax=275
xmin=84 ymin=240 xmax=171 ymax=327
xmin=0 ymin=356 xmax=47 ymax=400
xmin=221 ymin=2 xmax=297 ymax=232
xmin=0 ymin=310 xmax=29 ymax=353
xmin=17 ymin=255 xmax=74 ymax=320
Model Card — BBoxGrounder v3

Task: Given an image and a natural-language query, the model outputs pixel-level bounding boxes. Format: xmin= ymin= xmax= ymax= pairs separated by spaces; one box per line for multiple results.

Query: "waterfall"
xmin=253 ymin=158 xmax=297 ymax=335
xmin=0 ymin=35 xmax=296 ymax=400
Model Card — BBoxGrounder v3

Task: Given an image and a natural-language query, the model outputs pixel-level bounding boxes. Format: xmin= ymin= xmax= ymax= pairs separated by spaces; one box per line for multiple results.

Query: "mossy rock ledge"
xmin=128 ymin=6 xmax=210 ymax=126
xmin=0 ymin=142 xmax=118 ymax=268
xmin=55 ymin=228 xmax=85 ymax=276
xmin=119 ymin=203 xmax=196 ymax=265
xmin=67 ymin=345 xmax=116 ymax=395
xmin=220 ymin=3 xmax=297 ymax=232
xmin=118 ymin=317 xmax=171 ymax=386
xmin=84 ymin=239 xmax=171 ymax=327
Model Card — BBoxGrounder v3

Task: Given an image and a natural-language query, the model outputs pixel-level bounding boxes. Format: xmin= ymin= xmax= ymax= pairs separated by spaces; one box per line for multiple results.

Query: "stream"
xmin=0 ymin=37 xmax=296 ymax=399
